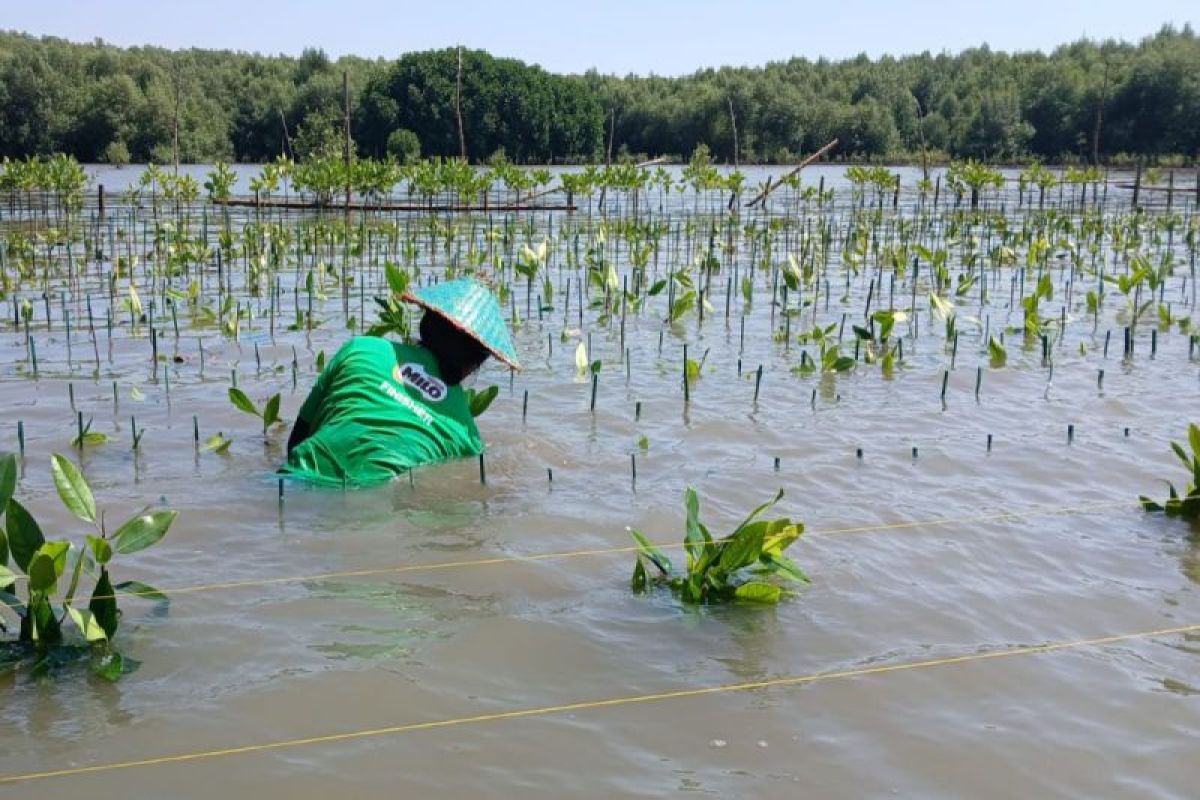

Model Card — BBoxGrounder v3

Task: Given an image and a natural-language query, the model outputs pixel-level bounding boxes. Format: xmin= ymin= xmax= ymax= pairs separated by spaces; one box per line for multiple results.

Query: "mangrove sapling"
xmin=1140 ymin=424 xmax=1200 ymax=522
xmin=228 ymin=388 xmax=284 ymax=437
xmin=629 ymin=487 xmax=808 ymax=605
xmin=0 ymin=452 xmax=175 ymax=679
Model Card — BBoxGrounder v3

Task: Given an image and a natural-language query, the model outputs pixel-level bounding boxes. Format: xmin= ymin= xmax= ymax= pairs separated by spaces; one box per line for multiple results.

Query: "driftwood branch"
xmin=745 ymin=138 xmax=839 ymax=207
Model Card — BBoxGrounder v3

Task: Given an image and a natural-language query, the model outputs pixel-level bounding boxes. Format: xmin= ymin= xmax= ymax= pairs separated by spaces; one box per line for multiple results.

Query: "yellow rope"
xmin=2 ymin=619 xmax=1193 ymax=785
xmin=47 ymin=498 xmax=1141 ymax=602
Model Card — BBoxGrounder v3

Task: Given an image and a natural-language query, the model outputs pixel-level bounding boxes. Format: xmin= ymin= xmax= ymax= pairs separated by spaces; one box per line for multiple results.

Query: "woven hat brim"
xmin=402 ymin=292 xmax=522 ymax=371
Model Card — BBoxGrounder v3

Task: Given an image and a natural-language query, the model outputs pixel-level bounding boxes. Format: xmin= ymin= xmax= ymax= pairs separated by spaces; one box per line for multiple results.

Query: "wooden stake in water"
xmin=590 ymin=372 xmax=598 ymax=412
xmin=753 ymin=365 xmax=763 ymax=404
xmin=76 ymin=411 xmax=84 ymax=448
xmin=974 ymin=366 xmax=982 ymax=399
xmin=630 ymin=453 xmax=637 ymax=486
xmin=17 ymin=420 xmax=25 ymax=456
xmin=635 ymin=401 xmax=642 ymax=421
xmin=522 ymin=390 xmax=528 ymax=423
xmin=1097 ymin=369 xmax=1104 ymax=389
xmin=478 ymin=453 xmax=486 ymax=485
xmin=987 ymin=434 xmax=993 ymax=452
xmin=278 ymin=478 xmax=285 ymax=506
xmin=940 ymin=370 xmax=949 ymax=401
xmin=682 ymin=344 xmax=689 ymax=404
xmin=1067 ymin=424 xmax=1075 ymax=444
xmin=68 ymin=382 xmax=75 ymax=410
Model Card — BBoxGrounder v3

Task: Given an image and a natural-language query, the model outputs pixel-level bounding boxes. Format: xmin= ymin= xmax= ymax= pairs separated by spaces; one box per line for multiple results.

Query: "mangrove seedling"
xmin=229 ymin=388 xmax=284 ymax=436
xmin=1140 ymin=424 xmax=1200 ymax=522
xmin=0 ymin=452 xmax=175 ymax=680
xmin=629 ymin=487 xmax=808 ymax=604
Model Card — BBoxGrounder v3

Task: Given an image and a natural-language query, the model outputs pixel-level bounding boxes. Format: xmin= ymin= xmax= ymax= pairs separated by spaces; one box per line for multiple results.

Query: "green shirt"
xmin=280 ymin=336 xmax=482 ymax=487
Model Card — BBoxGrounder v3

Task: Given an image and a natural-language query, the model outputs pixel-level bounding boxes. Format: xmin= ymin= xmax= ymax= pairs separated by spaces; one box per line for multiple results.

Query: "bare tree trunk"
xmin=343 ymin=71 xmax=351 ymax=218
xmin=1092 ymin=62 xmax=1109 ymax=167
xmin=598 ymin=108 xmax=616 ymax=212
xmin=279 ymin=109 xmax=293 ymax=159
xmin=728 ymin=97 xmax=739 ymax=168
xmin=172 ymin=75 xmax=180 ymax=175
xmin=456 ymin=46 xmax=467 ymax=161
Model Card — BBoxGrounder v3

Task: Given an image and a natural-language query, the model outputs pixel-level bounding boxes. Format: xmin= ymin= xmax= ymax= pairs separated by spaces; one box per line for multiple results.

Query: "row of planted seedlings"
xmin=3 ymin=172 xmax=1198 ymax=399
xmin=4 ymin=165 xmax=1200 ymax=680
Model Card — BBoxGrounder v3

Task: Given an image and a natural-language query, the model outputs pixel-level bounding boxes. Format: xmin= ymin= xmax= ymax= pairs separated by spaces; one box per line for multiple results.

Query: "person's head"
xmin=418 ymin=310 xmax=490 ymax=386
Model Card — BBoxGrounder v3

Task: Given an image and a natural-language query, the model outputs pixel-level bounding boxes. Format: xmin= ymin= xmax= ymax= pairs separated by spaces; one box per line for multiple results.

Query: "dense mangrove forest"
xmin=0 ymin=25 xmax=1198 ymax=166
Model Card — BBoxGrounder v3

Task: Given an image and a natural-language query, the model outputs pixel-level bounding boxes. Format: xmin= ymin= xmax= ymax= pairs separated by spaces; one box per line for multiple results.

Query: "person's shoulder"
xmin=340 ymin=335 xmax=395 ymax=356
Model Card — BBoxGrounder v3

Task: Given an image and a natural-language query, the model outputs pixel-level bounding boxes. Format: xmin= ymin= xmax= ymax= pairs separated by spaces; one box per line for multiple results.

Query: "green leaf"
xmin=73 ymin=431 xmax=110 ymax=447
xmin=637 ymin=435 xmax=649 ymax=450
xmin=762 ymin=519 xmax=804 ymax=557
xmin=988 ymin=336 xmax=1007 ymax=367
xmin=51 ymin=453 xmax=96 ymax=524
xmin=716 ymin=522 xmax=767 ymax=574
xmin=1189 ymin=424 xmax=1200 ymax=461
xmin=833 ymin=356 xmax=856 ymax=373
xmin=228 ymin=387 xmax=259 ymax=417
xmin=467 ymin=385 xmax=499 ymax=418
xmin=628 ymin=528 xmax=671 ymax=575
xmin=67 ymin=606 xmax=109 ymax=642
xmin=669 ymin=290 xmax=697 ymax=323
xmin=89 ymin=569 xmax=119 ymax=640
xmin=0 ymin=452 xmax=17 ymax=511
xmin=92 ymin=649 xmax=139 ymax=681
xmin=0 ymin=528 xmax=7 ymax=567
xmin=204 ymin=432 xmax=233 ymax=453
xmin=87 ymin=534 xmax=113 ymax=565
xmin=112 ymin=510 xmax=176 ymax=555
xmin=647 ymin=279 xmax=667 ymax=297
xmin=262 ymin=394 xmax=282 ymax=427
xmin=113 ymin=580 xmax=169 ymax=605
xmin=734 ymin=582 xmax=783 ymax=603
xmin=1171 ymin=441 xmax=1191 ymax=471
xmin=760 ymin=552 xmax=811 ymax=584
xmin=631 ymin=558 xmax=647 ymax=593
xmin=5 ymin=498 xmax=44 ymax=572
xmin=683 ymin=488 xmax=705 ymax=572
xmin=30 ymin=594 xmax=61 ymax=643
xmin=0 ymin=564 xmax=14 ymax=585
xmin=384 ymin=262 xmax=409 ymax=296
xmin=28 ymin=552 xmax=57 ymax=593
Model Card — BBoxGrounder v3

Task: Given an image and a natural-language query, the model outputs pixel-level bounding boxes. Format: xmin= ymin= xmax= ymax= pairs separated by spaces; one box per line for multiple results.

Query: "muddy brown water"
xmin=2 ymin=169 xmax=1199 ymax=797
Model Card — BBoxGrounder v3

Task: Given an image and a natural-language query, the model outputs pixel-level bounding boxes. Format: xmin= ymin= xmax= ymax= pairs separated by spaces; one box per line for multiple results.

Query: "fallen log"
xmin=744 ymin=138 xmax=839 ymax=207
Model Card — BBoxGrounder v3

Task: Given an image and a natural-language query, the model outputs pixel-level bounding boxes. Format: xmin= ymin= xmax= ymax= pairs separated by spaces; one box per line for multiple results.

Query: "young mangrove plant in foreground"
xmin=1140 ymin=424 xmax=1200 ymax=522
xmin=0 ymin=453 xmax=175 ymax=679
xmin=229 ymin=388 xmax=284 ymax=436
xmin=629 ymin=487 xmax=807 ymax=604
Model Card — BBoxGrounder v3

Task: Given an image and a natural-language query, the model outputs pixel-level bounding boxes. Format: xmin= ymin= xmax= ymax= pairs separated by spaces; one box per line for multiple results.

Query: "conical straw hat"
xmin=402 ymin=278 xmax=521 ymax=370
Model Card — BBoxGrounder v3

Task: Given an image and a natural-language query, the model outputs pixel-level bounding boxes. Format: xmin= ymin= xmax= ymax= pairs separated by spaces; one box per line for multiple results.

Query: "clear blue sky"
xmin=5 ymin=0 xmax=1195 ymax=75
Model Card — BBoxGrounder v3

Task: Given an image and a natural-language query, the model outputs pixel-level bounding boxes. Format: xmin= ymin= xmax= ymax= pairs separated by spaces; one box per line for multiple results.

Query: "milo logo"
xmin=394 ymin=362 xmax=446 ymax=402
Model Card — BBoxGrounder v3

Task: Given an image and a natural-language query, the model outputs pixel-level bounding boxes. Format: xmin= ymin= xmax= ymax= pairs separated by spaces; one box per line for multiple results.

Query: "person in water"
xmin=280 ymin=278 xmax=520 ymax=487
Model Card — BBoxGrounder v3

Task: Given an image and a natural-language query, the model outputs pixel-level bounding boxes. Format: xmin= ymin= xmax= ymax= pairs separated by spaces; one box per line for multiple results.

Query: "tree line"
xmin=0 ymin=25 xmax=1196 ymax=165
